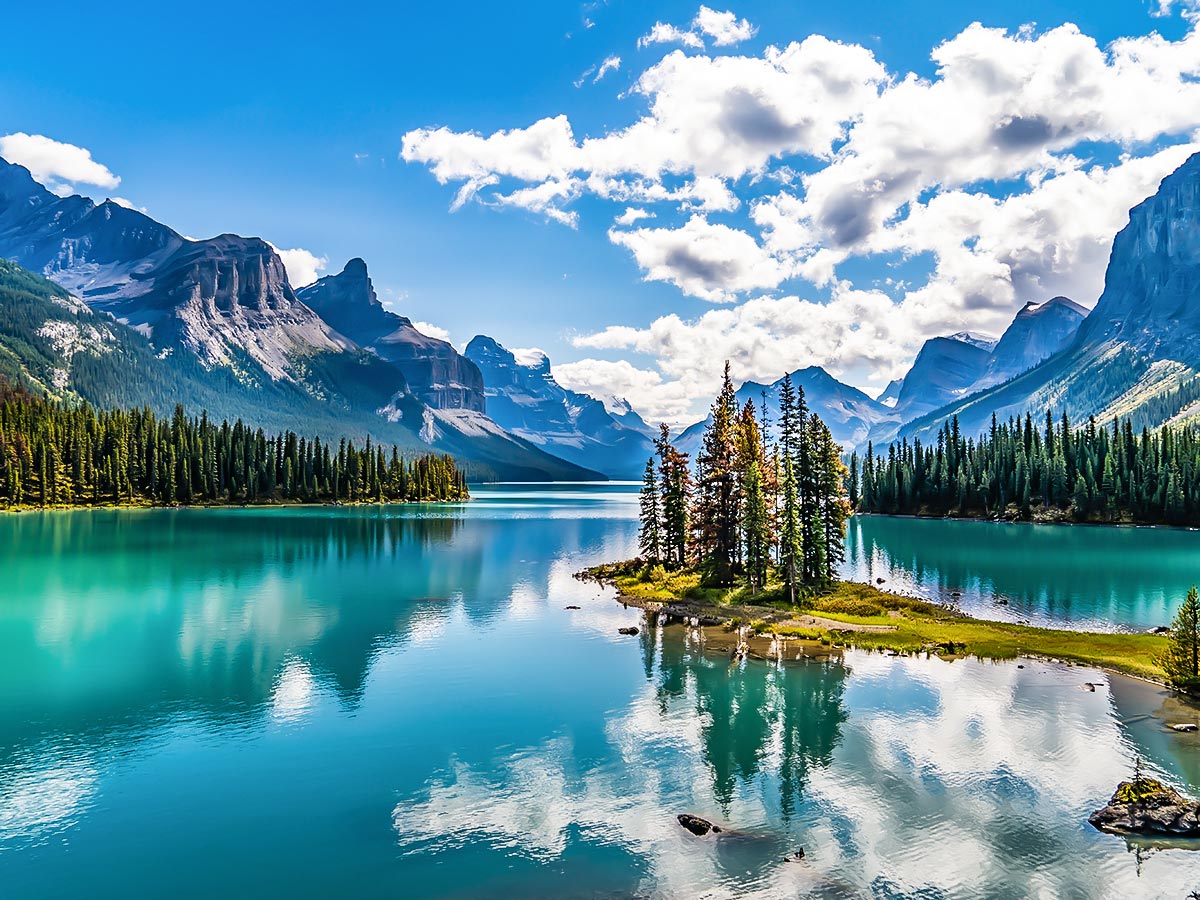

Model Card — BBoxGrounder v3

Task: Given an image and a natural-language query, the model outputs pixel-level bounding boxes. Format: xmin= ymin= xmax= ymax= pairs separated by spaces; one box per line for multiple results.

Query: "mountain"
xmin=297 ymin=258 xmax=486 ymax=412
xmin=676 ymin=365 xmax=899 ymax=457
xmin=877 ymin=378 xmax=903 ymax=408
xmin=891 ymin=333 xmax=996 ymax=421
xmin=899 ymin=151 xmax=1200 ymax=444
xmin=0 ymin=157 xmax=599 ymax=481
xmin=464 ymin=335 xmax=655 ymax=479
xmin=975 ymin=296 xmax=1086 ymax=391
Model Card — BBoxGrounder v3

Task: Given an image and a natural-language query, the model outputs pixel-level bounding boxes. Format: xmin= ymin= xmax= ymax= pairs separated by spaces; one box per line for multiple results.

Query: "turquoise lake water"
xmin=2 ymin=484 xmax=1200 ymax=898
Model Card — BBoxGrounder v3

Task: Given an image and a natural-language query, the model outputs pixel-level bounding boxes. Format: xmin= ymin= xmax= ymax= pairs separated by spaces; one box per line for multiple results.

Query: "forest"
xmin=639 ymin=365 xmax=851 ymax=598
xmin=0 ymin=380 xmax=468 ymax=508
xmin=852 ymin=410 xmax=1200 ymax=525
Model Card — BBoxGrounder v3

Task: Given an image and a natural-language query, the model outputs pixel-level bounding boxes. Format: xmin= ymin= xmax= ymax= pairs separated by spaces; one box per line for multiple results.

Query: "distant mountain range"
xmin=464 ymin=335 xmax=655 ymax=479
xmin=896 ymin=151 xmax=1200 ymax=446
xmin=1 ymin=149 xmax=1198 ymax=477
xmin=0 ymin=156 xmax=597 ymax=481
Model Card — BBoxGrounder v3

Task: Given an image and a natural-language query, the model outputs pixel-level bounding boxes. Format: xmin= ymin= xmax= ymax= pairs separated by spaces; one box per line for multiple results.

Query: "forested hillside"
xmin=0 ymin=381 xmax=467 ymax=508
xmin=854 ymin=411 xmax=1200 ymax=525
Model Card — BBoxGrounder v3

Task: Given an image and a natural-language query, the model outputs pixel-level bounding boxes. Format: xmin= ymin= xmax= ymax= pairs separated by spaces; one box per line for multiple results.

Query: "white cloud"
xmin=573 ymin=285 xmax=915 ymax=419
xmin=594 ymin=55 xmax=622 ymax=82
xmin=638 ymin=22 xmax=705 ymax=50
xmin=638 ymin=6 xmax=756 ymax=50
xmin=609 ymin=214 xmax=789 ymax=302
xmin=404 ymin=15 xmax=1200 ymax=419
xmin=412 ymin=321 xmax=451 ymax=342
xmin=511 ymin=347 xmax=550 ymax=368
xmin=613 ymin=207 xmax=654 ymax=226
xmin=694 ymin=6 xmax=756 ymax=46
xmin=267 ymin=243 xmax=328 ymax=288
xmin=0 ymin=132 xmax=120 ymax=196
xmin=553 ymin=358 xmax=692 ymax=425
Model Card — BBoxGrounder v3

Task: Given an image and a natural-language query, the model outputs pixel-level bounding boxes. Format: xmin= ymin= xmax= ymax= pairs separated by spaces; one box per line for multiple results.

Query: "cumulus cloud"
xmin=267 ymin=243 xmax=328 ymax=288
xmin=609 ymin=214 xmax=789 ymax=301
xmin=412 ymin=321 xmax=451 ymax=342
xmin=0 ymin=132 xmax=120 ymax=196
xmin=403 ymin=13 xmax=1200 ymax=420
xmin=572 ymin=286 xmax=914 ymax=420
xmin=613 ymin=207 xmax=654 ymax=226
xmin=638 ymin=22 xmax=705 ymax=50
xmin=638 ymin=6 xmax=756 ymax=50
xmin=694 ymin=6 xmax=756 ymax=46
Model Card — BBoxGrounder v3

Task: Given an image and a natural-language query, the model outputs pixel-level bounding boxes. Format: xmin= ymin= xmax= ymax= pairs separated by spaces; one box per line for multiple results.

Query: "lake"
xmin=2 ymin=484 xmax=1200 ymax=898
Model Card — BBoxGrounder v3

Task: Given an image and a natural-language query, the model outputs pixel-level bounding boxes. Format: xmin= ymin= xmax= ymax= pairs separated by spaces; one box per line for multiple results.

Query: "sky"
xmin=0 ymin=0 xmax=1198 ymax=425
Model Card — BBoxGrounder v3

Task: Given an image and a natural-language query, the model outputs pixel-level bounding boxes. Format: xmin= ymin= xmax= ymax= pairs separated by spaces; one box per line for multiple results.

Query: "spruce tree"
xmin=638 ymin=456 xmax=662 ymax=563
xmin=1162 ymin=585 xmax=1200 ymax=690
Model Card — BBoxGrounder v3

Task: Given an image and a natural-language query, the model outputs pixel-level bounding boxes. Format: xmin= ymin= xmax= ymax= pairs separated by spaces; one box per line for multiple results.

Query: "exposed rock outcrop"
xmin=298 ymin=259 xmax=486 ymax=411
xmin=1089 ymin=778 xmax=1200 ymax=837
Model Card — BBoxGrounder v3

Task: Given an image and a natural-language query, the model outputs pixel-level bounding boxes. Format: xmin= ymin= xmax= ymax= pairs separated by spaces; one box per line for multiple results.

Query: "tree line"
xmin=639 ymin=364 xmax=851 ymax=598
xmin=0 ymin=381 xmax=468 ymax=507
xmin=852 ymin=410 xmax=1200 ymax=525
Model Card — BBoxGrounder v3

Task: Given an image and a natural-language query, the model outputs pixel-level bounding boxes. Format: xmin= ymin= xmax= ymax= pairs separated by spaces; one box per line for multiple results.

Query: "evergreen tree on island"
xmin=1162 ymin=585 xmax=1200 ymax=691
xmin=634 ymin=362 xmax=850 ymax=599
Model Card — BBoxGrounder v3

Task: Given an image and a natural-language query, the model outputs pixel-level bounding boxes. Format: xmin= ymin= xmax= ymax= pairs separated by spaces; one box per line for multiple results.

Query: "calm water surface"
xmin=845 ymin=515 xmax=1200 ymax=631
xmin=2 ymin=486 xmax=1200 ymax=899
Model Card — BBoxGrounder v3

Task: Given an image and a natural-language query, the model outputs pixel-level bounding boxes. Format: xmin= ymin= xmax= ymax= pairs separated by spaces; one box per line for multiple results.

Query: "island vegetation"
xmin=587 ymin=365 xmax=1200 ymax=686
xmin=852 ymin=409 xmax=1200 ymax=525
xmin=0 ymin=380 xmax=468 ymax=508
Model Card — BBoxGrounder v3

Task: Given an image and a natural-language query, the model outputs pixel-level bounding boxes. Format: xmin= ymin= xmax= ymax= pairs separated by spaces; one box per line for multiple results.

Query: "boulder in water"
xmin=1172 ymin=723 xmax=1199 ymax=733
xmin=1089 ymin=778 xmax=1200 ymax=837
xmin=618 ymin=626 xmax=639 ymax=636
xmin=677 ymin=814 xmax=721 ymax=836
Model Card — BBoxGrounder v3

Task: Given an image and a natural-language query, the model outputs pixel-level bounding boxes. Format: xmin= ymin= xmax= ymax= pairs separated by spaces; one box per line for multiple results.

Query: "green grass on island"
xmin=582 ymin=560 xmax=1169 ymax=682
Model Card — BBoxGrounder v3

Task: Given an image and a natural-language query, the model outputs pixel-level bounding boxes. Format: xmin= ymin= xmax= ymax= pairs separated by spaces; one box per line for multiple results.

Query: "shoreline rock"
xmin=1089 ymin=778 xmax=1200 ymax=837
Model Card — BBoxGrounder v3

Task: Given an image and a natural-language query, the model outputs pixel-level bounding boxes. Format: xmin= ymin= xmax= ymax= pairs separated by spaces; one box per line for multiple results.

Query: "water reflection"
xmin=844 ymin=515 xmax=1200 ymax=631
xmin=4 ymin=491 xmax=1200 ymax=898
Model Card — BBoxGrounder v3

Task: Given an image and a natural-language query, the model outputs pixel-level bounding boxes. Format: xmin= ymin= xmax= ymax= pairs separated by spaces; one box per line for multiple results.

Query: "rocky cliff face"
xmin=1075 ymin=152 xmax=1200 ymax=358
xmin=465 ymin=334 xmax=653 ymax=479
xmin=298 ymin=259 xmax=486 ymax=412
xmin=0 ymin=159 xmax=184 ymax=301
xmin=893 ymin=334 xmax=995 ymax=420
xmin=897 ymin=151 xmax=1200 ymax=445
xmin=976 ymin=296 xmax=1086 ymax=390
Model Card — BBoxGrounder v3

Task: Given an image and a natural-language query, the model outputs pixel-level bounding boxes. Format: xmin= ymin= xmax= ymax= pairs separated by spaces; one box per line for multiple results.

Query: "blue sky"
xmin=0 ymin=0 xmax=1197 ymax=422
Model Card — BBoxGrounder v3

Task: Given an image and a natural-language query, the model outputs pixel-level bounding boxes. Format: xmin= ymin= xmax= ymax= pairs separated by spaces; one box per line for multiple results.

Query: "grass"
xmin=582 ymin=560 xmax=1170 ymax=682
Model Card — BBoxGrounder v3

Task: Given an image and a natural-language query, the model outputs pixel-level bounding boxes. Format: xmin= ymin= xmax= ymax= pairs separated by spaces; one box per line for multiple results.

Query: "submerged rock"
xmin=618 ymin=626 xmax=639 ymax=636
xmin=1089 ymin=779 xmax=1200 ymax=837
xmin=677 ymin=814 xmax=721 ymax=836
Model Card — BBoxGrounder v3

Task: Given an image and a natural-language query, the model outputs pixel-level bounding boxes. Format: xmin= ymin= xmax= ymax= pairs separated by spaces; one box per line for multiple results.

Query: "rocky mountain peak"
xmin=1075 ymin=150 xmax=1200 ymax=355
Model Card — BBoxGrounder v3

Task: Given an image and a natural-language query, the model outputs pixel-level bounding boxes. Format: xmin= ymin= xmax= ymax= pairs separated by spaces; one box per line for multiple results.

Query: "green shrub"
xmin=815 ymin=598 xmax=885 ymax=618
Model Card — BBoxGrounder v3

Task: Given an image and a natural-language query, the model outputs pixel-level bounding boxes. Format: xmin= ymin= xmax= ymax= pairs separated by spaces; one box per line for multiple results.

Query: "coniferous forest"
xmin=0 ymin=380 xmax=468 ymax=508
xmin=639 ymin=364 xmax=851 ymax=597
xmin=853 ymin=411 xmax=1200 ymax=525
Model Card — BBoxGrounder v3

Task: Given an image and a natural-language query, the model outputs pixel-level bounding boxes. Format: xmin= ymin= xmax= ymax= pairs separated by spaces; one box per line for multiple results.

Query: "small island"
xmin=584 ymin=364 xmax=1200 ymax=687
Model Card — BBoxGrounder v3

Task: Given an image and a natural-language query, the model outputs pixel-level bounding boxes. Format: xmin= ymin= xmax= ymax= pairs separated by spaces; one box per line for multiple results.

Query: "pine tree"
xmin=742 ymin=456 xmax=769 ymax=595
xmin=693 ymin=362 xmax=741 ymax=583
xmin=1162 ymin=585 xmax=1200 ymax=690
xmin=638 ymin=456 xmax=662 ymax=563
xmin=779 ymin=456 xmax=802 ymax=604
